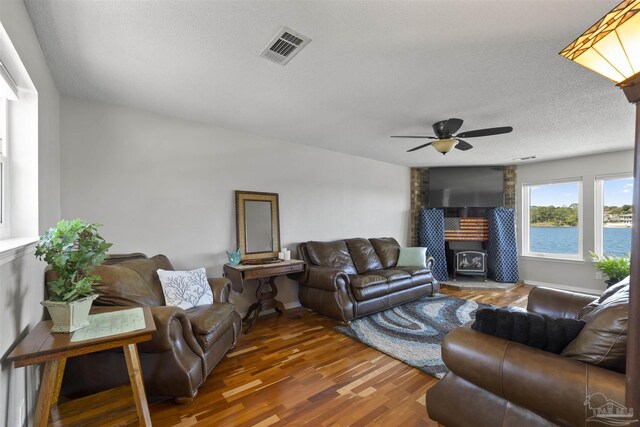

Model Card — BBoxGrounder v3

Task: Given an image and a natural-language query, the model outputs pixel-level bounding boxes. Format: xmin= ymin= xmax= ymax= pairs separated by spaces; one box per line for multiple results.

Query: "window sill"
xmin=520 ymin=254 xmax=585 ymax=264
xmin=0 ymin=237 xmax=38 ymax=266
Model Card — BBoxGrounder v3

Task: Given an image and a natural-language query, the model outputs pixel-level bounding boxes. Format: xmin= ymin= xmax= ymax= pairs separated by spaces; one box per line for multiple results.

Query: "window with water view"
xmin=597 ymin=176 xmax=633 ymax=257
xmin=524 ymin=181 xmax=582 ymax=257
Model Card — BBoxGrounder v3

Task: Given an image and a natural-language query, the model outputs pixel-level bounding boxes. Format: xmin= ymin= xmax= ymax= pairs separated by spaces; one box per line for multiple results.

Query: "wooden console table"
xmin=7 ymin=306 xmax=156 ymax=427
xmin=224 ymin=259 xmax=306 ymax=333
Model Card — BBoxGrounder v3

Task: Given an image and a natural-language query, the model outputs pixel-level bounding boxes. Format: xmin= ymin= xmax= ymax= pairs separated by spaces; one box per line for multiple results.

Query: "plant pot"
xmin=41 ymin=294 xmax=98 ymax=333
xmin=605 ymin=278 xmax=623 ymax=288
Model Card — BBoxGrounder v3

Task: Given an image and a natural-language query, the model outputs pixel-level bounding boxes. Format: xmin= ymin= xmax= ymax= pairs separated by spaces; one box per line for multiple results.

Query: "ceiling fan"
xmin=391 ymin=118 xmax=513 ymax=155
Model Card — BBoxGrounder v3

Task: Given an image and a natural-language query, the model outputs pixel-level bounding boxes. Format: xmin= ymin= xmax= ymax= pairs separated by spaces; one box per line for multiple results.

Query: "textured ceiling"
xmin=25 ymin=0 xmax=634 ymax=167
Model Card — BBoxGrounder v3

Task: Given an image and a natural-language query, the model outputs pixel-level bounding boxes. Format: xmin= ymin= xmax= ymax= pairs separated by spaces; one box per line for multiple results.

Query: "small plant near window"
xmin=589 ymin=251 xmax=631 ymax=287
xmin=35 ymin=219 xmax=112 ymax=301
xmin=35 ymin=219 xmax=112 ymax=332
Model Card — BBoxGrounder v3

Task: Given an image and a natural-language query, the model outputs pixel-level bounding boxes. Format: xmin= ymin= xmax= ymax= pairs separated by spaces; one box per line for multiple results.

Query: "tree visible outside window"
xmin=522 ymin=180 xmax=583 ymax=259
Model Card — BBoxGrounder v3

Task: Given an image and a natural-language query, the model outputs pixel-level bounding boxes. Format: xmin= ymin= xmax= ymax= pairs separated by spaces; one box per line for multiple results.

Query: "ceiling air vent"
xmin=259 ymin=26 xmax=311 ymax=65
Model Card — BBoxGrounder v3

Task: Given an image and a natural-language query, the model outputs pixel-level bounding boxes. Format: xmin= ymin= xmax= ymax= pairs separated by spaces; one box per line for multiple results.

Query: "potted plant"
xmin=35 ymin=219 xmax=112 ymax=333
xmin=589 ymin=251 xmax=631 ymax=288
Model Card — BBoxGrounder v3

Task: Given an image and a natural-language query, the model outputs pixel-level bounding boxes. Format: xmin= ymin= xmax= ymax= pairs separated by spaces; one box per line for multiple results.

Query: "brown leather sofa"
xmin=295 ymin=238 xmax=439 ymax=322
xmin=426 ymin=284 xmax=628 ymax=427
xmin=46 ymin=253 xmax=242 ymax=403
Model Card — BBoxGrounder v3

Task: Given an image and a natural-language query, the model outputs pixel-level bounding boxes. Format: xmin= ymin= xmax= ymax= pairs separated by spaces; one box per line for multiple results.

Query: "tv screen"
xmin=429 ymin=166 xmax=504 ymax=208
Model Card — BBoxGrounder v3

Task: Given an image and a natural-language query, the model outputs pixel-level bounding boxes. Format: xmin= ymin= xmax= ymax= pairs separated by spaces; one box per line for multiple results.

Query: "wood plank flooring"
xmin=149 ymin=284 xmax=533 ymax=427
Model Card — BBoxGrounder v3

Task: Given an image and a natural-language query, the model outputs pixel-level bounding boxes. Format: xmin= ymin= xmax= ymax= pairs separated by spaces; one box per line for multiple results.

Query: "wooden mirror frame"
xmin=235 ymin=190 xmax=281 ymax=261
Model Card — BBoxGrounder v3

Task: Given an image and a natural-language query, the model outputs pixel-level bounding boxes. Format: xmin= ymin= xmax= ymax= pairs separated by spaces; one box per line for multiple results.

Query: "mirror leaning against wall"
xmin=235 ymin=190 xmax=281 ymax=261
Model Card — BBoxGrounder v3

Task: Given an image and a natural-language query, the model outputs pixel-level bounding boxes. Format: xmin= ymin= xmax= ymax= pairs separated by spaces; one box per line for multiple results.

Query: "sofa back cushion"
xmin=579 ymin=276 xmax=629 ymax=318
xmin=306 ymin=240 xmax=357 ymax=275
xmin=93 ymin=264 xmax=162 ymax=306
xmin=345 ymin=238 xmax=383 ymax=273
xmin=369 ymin=237 xmax=400 ymax=269
xmin=561 ymin=285 xmax=628 ymax=372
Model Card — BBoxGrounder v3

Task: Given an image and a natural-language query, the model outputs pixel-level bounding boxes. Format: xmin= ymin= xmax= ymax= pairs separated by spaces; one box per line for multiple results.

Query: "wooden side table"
xmin=224 ymin=259 xmax=306 ymax=333
xmin=7 ymin=306 xmax=156 ymax=427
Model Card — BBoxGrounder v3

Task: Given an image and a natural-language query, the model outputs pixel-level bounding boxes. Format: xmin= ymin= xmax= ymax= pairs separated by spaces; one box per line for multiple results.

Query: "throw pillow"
xmin=396 ymin=247 xmax=428 ymax=267
xmin=472 ymin=307 xmax=586 ymax=354
xmin=562 ymin=286 xmax=628 ymax=372
xmin=157 ymin=268 xmax=214 ymax=310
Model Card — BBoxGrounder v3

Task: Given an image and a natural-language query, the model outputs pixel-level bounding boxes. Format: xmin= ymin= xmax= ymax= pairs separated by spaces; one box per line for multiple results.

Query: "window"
xmin=0 ymin=97 xmax=6 ymax=236
xmin=522 ymin=179 xmax=583 ymax=259
xmin=595 ymin=174 xmax=633 ymax=256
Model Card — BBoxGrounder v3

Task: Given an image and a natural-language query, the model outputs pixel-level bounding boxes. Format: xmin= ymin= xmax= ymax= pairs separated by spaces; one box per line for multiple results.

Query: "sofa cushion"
xmin=345 ymin=238 xmax=383 ymax=273
xmin=579 ymin=277 xmax=629 ymax=318
xmin=365 ymin=269 xmax=411 ymax=282
xmin=396 ymin=266 xmax=430 ymax=276
xmin=397 ymin=247 xmax=428 ymax=267
xmin=306 ymin=240 xmax=357 ymax=275
xmin=369 ymin=238 xmax=400 ymax=269
xmin=93 ymin=264 xmax=161 ymax=306
xmin=185 ymin=303 xmax=236 ymax=352
xmin=117 ymin=254 xmax=174 ymax=303
xmin=349 ymin=274 xmax=387 ymax=289
xmin=561 ymin=285 xmax=628 ymax=372
xmin=157 ymin=268 xmax=214 ymax=310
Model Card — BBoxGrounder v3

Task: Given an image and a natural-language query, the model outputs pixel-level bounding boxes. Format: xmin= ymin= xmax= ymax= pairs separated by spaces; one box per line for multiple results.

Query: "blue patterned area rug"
xmin=335 ymin=295 xmax=492 ymax=379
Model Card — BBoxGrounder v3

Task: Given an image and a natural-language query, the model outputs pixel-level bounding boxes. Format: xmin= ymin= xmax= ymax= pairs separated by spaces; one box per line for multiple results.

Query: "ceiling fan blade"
xmin=407 ymin=142 xmax=433 ymax=152
xmin=390 ymin=135 xmax=438 ymax=139
xmin=455 ymin=126 xmax=513 ymax=138
xmin=454 ymin=139 xmax=473 ymax=151
xmin=433 ymin=118 xmax=464 ymax=137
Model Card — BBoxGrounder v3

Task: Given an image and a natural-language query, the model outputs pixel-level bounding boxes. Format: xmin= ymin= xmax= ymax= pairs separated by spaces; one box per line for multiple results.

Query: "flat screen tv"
xmin=429 ymin=166 xmax=504 ymax=208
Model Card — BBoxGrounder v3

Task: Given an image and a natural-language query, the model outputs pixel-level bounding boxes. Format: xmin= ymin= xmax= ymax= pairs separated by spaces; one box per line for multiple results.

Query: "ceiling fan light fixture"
xmin=432 ymin=138 xmax=458 ymax=155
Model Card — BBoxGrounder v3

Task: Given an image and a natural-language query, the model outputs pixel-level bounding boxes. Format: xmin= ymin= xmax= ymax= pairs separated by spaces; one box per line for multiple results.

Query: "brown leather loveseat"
xmin=47 ymin=253 xmax=242 ymax=403
xmin=295 ymin=238 xmax=439 ymax=322
xmin=427 ymin=283 xmax=628 ymax=426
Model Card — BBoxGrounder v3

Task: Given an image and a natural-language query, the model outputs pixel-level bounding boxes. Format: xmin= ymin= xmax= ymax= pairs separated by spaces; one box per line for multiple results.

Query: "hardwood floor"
xmin=148 ymin=284 xmax=533 ymax=427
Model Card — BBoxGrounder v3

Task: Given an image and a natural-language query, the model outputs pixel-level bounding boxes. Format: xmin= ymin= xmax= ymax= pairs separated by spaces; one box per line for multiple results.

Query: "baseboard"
xmin=524 ymin=280 xmax=602 ymax=296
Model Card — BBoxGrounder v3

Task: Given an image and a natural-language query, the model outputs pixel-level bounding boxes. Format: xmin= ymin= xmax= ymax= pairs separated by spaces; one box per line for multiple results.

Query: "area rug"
xmin=335 ymin=295 xmax=493 ymax=379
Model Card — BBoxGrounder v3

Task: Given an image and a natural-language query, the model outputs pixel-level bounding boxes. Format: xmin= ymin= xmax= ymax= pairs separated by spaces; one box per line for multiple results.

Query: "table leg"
xmin=123 ymin=343 xmax=152 ymax=427
xmin=34 ymin=358 xmax=65 ymax=427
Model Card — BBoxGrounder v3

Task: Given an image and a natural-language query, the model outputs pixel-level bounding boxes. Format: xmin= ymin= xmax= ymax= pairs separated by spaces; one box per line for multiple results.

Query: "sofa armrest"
xmin=207 ymin=277 xmax=231 ymax=303
xmin=137 ymin=306 xmax=204 ymax=357
xmin=442 ymin=327 xmax=625 ymax=426
xmin=299 ymin=265 xmax=350 ymax=292
xmin=526 ymin=286 xmax=597 ymax=319
xmin=425 ymin=256 xmax=435 ymax=272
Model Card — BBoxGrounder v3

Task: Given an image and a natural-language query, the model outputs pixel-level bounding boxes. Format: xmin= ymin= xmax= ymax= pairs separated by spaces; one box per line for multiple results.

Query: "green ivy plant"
xmin=589 ymin=251 xmax=631 ymax=282
xmin=35 ymin=219 xmax=112 ymax=302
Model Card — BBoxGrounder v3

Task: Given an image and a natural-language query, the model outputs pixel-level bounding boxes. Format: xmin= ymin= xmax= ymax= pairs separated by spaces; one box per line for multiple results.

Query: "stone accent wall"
xmin=504 ymin=165 xmax=517 ymax=209
xmin=409 ymin=168 xmax=429 ymax=246
xmin=409 ymin=165 xmax=518 ymax=244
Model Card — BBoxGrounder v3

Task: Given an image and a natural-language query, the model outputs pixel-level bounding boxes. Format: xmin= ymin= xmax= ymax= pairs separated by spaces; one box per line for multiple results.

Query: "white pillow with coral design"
xmin=157 ymin=268 xmax=213 ymax=310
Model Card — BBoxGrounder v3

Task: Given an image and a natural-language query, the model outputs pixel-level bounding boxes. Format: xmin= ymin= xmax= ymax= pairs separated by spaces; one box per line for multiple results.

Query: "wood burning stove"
xmin=447 ymin=241 xmax=488 ymax=281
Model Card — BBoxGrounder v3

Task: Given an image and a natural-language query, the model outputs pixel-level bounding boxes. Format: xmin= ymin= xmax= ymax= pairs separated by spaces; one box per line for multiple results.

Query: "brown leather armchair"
xmin=46 ymin=253 xmax=241 ymax=403
xmin=427 ymin=286 xmax=627 ymax=427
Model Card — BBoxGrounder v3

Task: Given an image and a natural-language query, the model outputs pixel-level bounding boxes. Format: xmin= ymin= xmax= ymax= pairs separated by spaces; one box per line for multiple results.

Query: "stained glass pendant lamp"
xmin=560 ymin=0 xmax=640 ymax=415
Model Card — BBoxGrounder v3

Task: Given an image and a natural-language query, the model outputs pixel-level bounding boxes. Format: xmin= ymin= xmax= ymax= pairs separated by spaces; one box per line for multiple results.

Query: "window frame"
xmin=521 ymin=178 xmax=584 ymax=261
xmin=594 ymin=173 xmax=633 ymax=256
xmin=0 ymin=97 xmax=6 ymax=237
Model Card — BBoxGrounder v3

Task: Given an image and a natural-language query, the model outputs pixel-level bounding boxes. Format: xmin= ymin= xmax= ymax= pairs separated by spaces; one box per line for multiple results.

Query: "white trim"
xmin=0 ymin=237 xmax=37 ymax=266
xmin=521 ymin=179 xmax=583 ymax=260
xmin=238 ymin=301 xmax=301 ymax=318
xmin=593 ymin=173 xmax=633 ymax=256
xmin=519 ymin=255 xmax=585 ymax=264
xmin=525 ymin=280 xmax=602 ymax=296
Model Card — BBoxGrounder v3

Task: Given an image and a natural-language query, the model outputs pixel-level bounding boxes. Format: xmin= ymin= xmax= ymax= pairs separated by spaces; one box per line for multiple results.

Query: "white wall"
xmin=517 ymin=150 xmax=634 ymax=294
xmin=0 ymin=1 xmax=60 ymax=427
xmin=60 ymin=96 xmax=410 ymax=314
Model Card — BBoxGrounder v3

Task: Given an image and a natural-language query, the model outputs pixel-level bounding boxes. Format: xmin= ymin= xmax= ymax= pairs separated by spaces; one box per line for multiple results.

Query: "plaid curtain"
xmin=418 ymin=208 xmax=448 ymax=282
xmin=486 ymin=208 xmax=519 ymax=283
